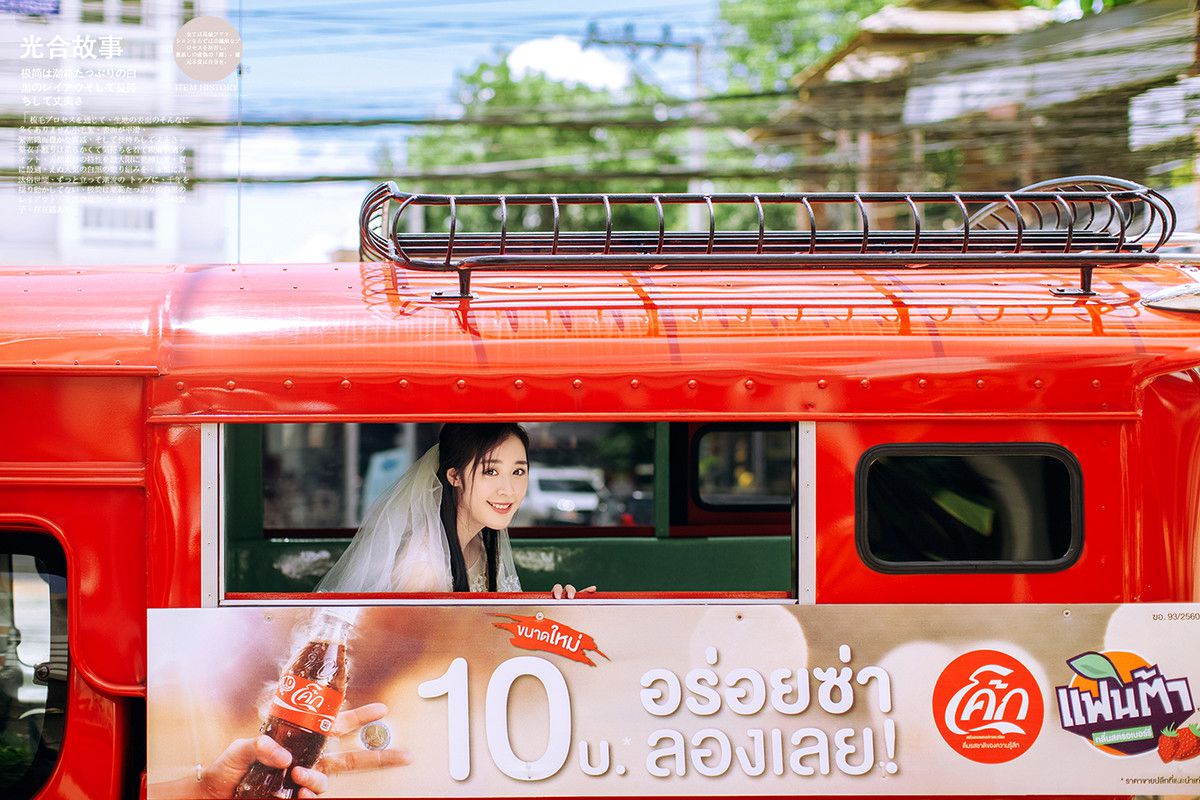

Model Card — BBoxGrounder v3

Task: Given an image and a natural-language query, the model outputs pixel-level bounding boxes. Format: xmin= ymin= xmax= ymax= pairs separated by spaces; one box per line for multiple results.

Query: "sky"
xmin=232 ymin=0 xmax=722 ymax=262
xmin=237 ymin=0 xmax=717 ymax=119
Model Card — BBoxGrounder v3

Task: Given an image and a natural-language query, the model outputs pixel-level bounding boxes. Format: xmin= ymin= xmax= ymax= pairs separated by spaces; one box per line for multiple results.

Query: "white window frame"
xmin=201 ymin=422 xmax=818 ymax=607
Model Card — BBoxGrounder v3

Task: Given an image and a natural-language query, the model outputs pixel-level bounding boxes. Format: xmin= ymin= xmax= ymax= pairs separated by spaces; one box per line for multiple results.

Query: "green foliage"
xmin=1078 ymin=0 xmax=1137 ymax=14
xmin=0 ymin=730 xmax=33 ymax=785
xmin=718 ymin=0 xmax=890 ymax=92
xmin=593 ymin=424 xmax=656 ymax=477
xmin=405 ymin=56 xmax=690 ymax=231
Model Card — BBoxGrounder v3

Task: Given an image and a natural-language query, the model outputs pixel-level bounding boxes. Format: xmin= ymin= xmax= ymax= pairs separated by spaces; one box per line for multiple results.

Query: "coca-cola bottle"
xmin=234 ymin=608 xmax=358 ymax=799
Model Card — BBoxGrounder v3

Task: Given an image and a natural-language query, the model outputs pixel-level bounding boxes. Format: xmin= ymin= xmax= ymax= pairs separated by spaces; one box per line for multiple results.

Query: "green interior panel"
xmin=224 ymin=536 xmax=792 ymax=593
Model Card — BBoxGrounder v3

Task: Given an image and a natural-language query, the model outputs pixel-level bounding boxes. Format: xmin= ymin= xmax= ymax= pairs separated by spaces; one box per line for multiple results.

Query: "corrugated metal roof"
xmin=903 ymin=0 xmax=1190 ymax=125
xmin=795 ymin=0 xmax=1053 ymax=88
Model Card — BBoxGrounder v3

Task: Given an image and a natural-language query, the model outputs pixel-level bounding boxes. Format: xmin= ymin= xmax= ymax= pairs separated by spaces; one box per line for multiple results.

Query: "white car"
xmin=515 ymin=466 xmax=608 ymax=526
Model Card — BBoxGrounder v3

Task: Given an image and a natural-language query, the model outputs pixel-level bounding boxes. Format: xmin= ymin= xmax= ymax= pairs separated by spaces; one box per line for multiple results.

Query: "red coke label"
xmin=270 ymin=672 xmax=345 ymax=733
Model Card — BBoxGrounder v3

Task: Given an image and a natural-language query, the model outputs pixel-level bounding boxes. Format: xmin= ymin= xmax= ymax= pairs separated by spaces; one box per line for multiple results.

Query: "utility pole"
xmin=584 ymin=23 xmax=711 ymax=230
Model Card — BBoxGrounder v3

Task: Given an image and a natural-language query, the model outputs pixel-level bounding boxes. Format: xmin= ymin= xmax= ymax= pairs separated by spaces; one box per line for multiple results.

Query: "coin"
xmin=360 ymin=721 xmax=392 ymax=751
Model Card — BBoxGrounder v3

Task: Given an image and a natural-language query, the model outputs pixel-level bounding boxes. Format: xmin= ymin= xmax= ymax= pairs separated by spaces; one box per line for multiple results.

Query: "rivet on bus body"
xmin=630 ymin=378 xmax=640 ymax=389
xmin=860 ymin=379 xmax=870 ymax=389
xmin=283 ymin=380 xmax=294 ymax=390
xmin=513 ymin=379 xmax=525 ymax=390
xmin=72 ymin=360 xmax=79 ymax=366
xmin=917 ymin=378 xmax=928 ymax=389
xmin=744 ymin=379 xmax=755 ymax=390
xmin=456 ymin=379 xmax=467 ymax=390
xmin=175 ymin=381 xmax=185 ymax=392
xmin=1092 ymin=379 xmax=1102 ymax=389
xmin=399 ymin=379 xmax=409 ymax=389
xmin=31 ymin=360 xmax=36 ymax=365
xmin=976 ymin=379 xmax=985 ymax=389
xmin=817 ymin=379 xmax=828 ymax=390
xmin=226 ymin=381 xmax=236 ymax=390
xmin=687 ymin=379 xmax=698 ymax=390
xmin=115 ymin=360 xmax=121 ymax=365
xmin=572 ymin=379 xmax=583 ymax=390
xmin=1033 ymin=379 xmax=1044 ymax=389
xmin=341 ymin=380 xmax=352 ymax=390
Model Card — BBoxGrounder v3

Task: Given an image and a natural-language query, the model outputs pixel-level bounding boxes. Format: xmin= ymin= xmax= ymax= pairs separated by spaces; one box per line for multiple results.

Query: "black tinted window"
xmin=858 ymin=445 xmax=1080 ymax=572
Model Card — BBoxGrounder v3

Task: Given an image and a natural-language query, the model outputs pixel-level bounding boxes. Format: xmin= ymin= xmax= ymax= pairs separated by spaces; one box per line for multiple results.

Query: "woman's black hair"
xmin=437 ymin=423 xmax=530 ymax=592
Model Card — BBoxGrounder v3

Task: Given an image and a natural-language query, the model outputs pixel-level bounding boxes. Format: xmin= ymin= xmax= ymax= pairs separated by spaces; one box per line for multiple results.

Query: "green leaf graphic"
xmin=1068 ymin=652 xmax=1122 ymax=682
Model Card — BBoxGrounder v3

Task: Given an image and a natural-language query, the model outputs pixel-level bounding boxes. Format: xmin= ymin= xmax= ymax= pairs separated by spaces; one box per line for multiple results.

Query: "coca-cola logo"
xmin=289 ymin=682 xmax=327 ymax=713
xmin=271 ymin=672 xmax=342 ymax=734
xmin=933 ymin=650 xmax=1044 ymax=764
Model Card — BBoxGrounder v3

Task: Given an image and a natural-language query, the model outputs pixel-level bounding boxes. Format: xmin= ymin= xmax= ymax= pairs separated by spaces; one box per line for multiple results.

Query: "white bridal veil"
xmin=316 ymin=445 xmax=522 ymax=593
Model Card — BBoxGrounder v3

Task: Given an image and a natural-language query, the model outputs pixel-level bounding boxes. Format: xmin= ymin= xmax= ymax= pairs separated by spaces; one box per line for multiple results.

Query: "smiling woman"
xmin=317 ymin=423 xmax=533 ymax=594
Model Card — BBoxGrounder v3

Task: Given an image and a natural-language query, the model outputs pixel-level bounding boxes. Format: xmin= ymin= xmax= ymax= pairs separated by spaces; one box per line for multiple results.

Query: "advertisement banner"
xmin=147 ymin=604 xmax=1200 ymax=797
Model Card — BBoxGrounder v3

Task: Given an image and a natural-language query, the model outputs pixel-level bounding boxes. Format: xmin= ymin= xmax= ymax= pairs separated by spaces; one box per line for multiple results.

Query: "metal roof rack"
xmin=358 ymin=176 xmax=1175 ymax=299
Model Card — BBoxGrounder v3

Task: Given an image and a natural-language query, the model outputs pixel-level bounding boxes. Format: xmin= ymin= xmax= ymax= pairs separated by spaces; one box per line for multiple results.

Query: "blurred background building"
xmin=0 ymin=0 xmax=231 ymax=264
xmin=753 ymin=0 xmax=1194 ymax=227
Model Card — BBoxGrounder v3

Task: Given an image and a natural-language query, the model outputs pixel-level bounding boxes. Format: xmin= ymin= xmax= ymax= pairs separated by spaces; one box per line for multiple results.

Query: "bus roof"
xmin=3 ymin=262 xmax=1199 ymax=420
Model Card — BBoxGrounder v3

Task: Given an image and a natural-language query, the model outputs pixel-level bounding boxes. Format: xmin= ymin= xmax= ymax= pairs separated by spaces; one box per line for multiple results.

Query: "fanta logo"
xmin=1055 ymin=650 xmax=1195 ymax=757
xmin=933 ymin=650 xmax=1044 ymax=764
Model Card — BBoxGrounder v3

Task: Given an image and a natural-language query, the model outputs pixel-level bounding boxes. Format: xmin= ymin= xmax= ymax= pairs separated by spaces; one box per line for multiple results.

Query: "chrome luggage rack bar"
xmin=358 ymin=176 xmax=1175 ymax=299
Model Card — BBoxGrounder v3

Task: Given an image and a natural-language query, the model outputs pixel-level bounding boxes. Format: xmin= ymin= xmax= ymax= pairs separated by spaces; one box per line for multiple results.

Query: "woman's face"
xmin=449 ymin=434 xmax=529 ymax=535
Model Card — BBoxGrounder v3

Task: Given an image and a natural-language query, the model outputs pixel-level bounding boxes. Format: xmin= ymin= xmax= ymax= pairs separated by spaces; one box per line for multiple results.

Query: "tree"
xmin=718 ymin=0 xmax=890 ymax=93
xmin=404 ymin=56 xmax=691 ymax=231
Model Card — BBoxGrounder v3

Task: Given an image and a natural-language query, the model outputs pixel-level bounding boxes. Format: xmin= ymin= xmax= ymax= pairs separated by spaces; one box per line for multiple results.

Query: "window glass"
xmin=120 ymin=0 xmax=142 ymax=24
xmin=696 ymin=425 xmax=792 ymax=507
xmin=80 ymin=0 xmax=104 ymax=23
xmin=261 ymin=422 xmax=655 ymax=531
xmin=0 ymin=537 xmax=67 ymax=799
xmin=859 ymin=446 xmax=1079 ymax=570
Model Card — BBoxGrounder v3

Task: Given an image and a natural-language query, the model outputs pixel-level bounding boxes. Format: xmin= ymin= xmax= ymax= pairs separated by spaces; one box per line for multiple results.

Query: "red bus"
xmin=2 ymin=176 xmax=1198 ymax=799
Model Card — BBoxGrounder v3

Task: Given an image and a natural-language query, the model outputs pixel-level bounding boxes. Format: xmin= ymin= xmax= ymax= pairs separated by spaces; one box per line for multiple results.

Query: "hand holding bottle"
xmin=235 ymin=609 xmax=357 ymax=798
xmin=151 ymin=703 xmax=410 ymax=799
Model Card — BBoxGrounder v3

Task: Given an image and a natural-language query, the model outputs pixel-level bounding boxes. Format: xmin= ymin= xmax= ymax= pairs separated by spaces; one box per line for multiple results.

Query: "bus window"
xmin=0 ymin=534 xmax=67 ymax=800
xmin=694 ymin=424 xmax=792 ymax=509
xmin=255 ymin=422 xmax=655 ymax=532
xmin=221 ymin=421 xmax=795 ymax=595
xmin=856 ymin=444 xmax=1082 ymax=573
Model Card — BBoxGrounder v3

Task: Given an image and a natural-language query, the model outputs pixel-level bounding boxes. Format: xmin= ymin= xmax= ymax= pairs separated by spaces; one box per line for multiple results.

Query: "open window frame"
xmin=202 ymin=422 xmax=814 ymax=606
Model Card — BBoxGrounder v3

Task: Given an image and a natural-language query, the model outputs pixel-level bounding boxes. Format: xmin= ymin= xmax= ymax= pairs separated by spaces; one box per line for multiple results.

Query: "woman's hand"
xmin=551 ymin=583 xmax=596 ymax=599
